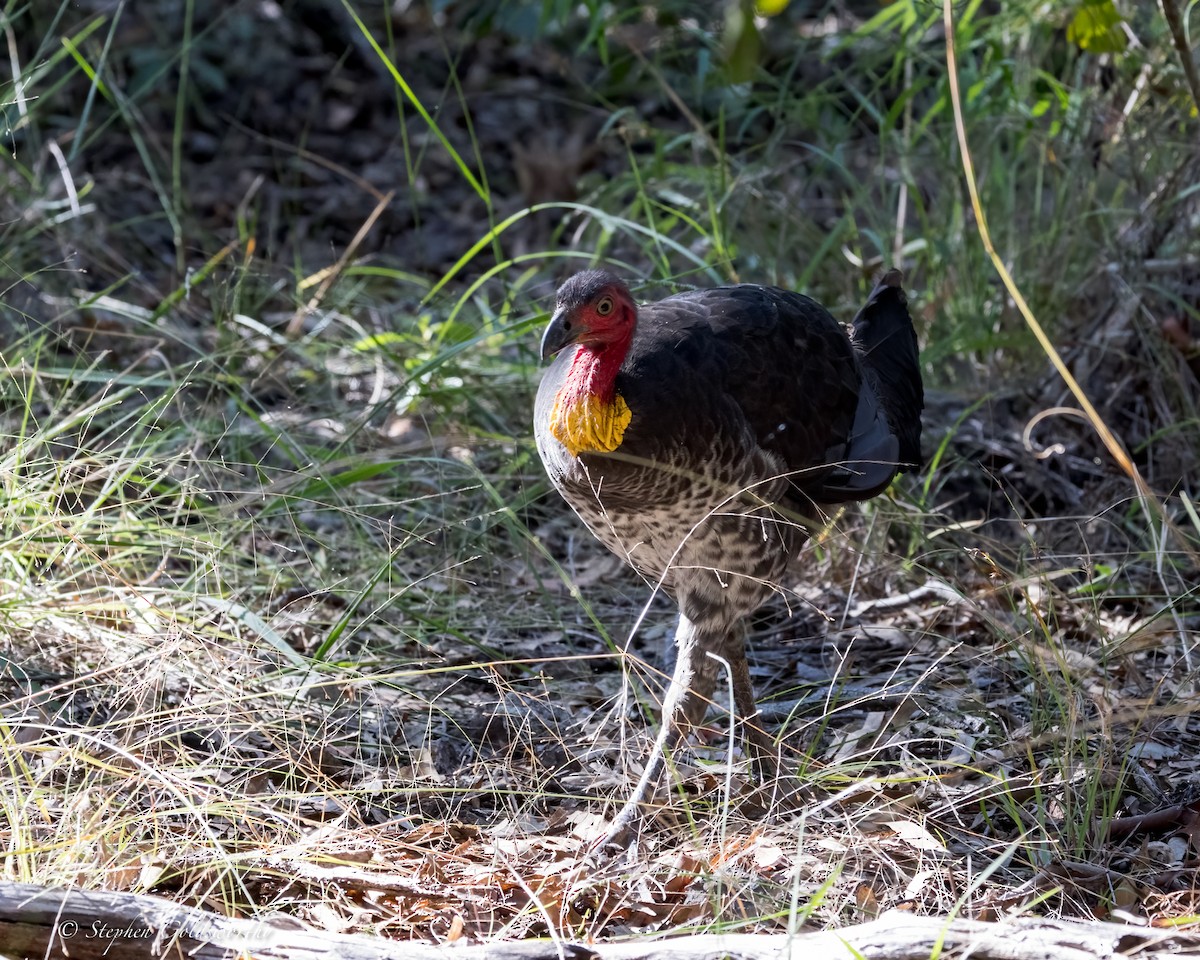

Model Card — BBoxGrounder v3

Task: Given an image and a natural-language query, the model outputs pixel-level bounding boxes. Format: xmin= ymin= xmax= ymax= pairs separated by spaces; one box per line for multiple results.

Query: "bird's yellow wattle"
xmin=549 ymin=390 xmax=632 ymax=457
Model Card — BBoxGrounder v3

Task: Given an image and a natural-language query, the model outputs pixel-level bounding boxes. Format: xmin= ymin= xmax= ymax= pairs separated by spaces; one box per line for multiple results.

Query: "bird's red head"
xmin=541 ymin=270 xmax=638 ymax=361
xmin=540 ymin=271 xmax=638 ymax=457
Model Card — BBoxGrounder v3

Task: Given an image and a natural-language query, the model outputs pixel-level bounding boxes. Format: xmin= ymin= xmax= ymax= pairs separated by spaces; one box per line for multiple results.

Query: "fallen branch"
xmin=2 ymin=881 xmax=1199 ymax=960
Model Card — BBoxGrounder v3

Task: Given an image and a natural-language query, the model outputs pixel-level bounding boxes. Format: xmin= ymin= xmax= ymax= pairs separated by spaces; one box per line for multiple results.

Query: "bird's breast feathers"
xmin=548 ymin=388 xmax=632 ymax=457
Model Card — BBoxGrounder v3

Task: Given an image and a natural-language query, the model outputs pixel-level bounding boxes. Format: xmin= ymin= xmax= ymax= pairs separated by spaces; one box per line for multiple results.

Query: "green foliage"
xmin=1066 ymin=0 xmax=1128 ymax=53
xmin=723 ymin=2 xmax=762 ymax=85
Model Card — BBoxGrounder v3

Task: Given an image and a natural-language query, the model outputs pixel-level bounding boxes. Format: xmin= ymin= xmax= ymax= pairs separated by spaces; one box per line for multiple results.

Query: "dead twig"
xmin=1160 ymin=0 xmax=1200 ymax=120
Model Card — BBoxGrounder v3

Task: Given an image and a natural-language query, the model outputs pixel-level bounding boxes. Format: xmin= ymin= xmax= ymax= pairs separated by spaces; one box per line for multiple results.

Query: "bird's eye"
xmin=595 ymin=296 xmax=614 ymax=317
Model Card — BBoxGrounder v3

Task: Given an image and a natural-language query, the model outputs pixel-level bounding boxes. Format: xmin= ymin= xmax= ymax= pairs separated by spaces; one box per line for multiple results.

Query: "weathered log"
xmin=1 ymin=881 xmax=1198 ymax=960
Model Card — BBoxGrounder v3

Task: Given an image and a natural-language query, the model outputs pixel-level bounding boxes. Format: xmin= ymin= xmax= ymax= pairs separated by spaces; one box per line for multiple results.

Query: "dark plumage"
xmin=535 ymin=269 xmax=923 ymax=809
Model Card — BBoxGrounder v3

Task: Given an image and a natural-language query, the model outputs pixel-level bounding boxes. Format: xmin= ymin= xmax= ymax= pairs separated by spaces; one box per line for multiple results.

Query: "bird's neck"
xmin=549 ymin=339 xmax=633 ymax=458
xmin=566 ymin=337 xmax=628 ymax=403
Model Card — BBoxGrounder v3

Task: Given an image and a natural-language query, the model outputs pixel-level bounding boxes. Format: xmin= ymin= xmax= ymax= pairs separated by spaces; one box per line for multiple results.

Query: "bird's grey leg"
xmin=726 ymin=639 xmax=778 ymax=780
xmin=591 ymin=613 xmax=777 ymax=854
xmin=665 ymin=612 xmax=719 ymax=731
xmin=590 ymin=614 xmax=709 ymax=851
xmin=669 ymin=615 xmax=778 ymax=781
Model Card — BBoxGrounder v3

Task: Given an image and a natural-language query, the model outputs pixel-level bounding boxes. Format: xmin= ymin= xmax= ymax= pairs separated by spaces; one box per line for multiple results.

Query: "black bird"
xmin=535 ymin=269 xmax=923 ymax=820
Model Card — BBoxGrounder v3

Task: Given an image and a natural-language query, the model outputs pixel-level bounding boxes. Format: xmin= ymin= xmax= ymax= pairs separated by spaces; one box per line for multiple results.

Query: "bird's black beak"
xmin=540 ymin=308 xmax=576 ymax=361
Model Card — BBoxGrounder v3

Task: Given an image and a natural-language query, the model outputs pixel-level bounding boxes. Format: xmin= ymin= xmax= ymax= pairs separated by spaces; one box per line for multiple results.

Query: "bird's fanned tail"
xmin=850 ymin=269 xmax=924 ymax=469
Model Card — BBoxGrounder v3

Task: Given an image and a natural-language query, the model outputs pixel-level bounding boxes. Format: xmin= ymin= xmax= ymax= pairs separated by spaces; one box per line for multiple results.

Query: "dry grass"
xmin=2 ymin=0 xmax=1200 ymax=948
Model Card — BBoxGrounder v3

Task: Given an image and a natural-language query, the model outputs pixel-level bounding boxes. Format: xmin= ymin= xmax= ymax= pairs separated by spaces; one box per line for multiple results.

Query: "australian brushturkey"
xmin=535 ymin=269 xmax=923 ymax=792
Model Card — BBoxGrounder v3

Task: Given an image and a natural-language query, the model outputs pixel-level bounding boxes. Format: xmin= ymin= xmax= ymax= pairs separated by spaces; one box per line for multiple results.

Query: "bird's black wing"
xmin=613 ymin=284 xmax=863 ymax=511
